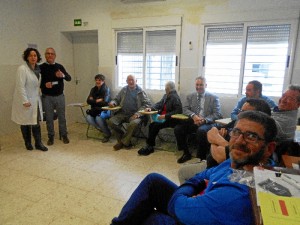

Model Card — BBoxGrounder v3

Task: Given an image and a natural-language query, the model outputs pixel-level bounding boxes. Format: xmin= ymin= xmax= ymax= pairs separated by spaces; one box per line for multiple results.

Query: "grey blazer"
xmin=183 ymin=91 xmax=222 ymax=123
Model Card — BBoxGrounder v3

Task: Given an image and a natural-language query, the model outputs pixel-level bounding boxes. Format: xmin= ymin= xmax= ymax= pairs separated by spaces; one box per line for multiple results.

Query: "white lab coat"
xmin=11 ymin=64 xmax=43 ymax=125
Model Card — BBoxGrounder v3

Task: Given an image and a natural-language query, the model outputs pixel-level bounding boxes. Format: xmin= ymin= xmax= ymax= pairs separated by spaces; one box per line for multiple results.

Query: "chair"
xmin=68 ymin=103 xmax=99 ymax=139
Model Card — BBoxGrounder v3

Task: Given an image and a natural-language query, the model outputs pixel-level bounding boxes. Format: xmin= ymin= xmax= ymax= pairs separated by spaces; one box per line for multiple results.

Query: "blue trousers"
xmin=111 ymin=173 xmax=179 ymax=225
xmin=86 ymin=114 xmax=111 ymax=137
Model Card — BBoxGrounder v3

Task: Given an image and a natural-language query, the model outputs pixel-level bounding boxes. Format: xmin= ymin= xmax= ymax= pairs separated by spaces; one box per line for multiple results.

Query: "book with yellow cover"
xmin=258 ymin=192 xmax=300 ymax=225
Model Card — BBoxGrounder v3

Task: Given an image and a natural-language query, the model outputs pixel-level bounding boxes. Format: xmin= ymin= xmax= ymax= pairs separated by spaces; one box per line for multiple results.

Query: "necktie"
xmin=197 ymin=94 xmax=202 ymax=115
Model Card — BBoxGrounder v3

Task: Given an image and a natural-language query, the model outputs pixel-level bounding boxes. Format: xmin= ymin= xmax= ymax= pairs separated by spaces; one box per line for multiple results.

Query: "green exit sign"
xmin=74 ymin=19 xmax=82 ymax=26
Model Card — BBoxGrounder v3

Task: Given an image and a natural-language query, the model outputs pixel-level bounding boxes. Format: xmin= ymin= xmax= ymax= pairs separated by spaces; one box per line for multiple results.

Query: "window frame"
xmin=201 ymin=20 xmax=298 ymax=97
xmin=114 ymin=26 xmax=181 ymax=92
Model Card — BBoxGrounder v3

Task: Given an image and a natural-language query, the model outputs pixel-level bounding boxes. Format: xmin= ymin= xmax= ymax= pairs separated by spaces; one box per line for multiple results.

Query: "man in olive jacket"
xmin=107 ymin=74 xmax=151 ymax=150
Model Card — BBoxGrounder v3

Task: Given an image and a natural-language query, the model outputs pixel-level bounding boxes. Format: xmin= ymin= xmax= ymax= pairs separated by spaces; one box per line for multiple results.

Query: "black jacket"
xmin=151 ymin=90 xmax=182 ymax=120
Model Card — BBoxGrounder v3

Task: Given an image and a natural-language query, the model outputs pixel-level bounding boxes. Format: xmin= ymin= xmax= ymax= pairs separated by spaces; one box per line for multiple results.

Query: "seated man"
xmin=138 ymin=81 xmax=182 ymax=156
xmin=111 ymin=111 xmax=277 ymax=225
xmin=231 ymin=80 xmax=277 ymax=120
xmin=174 ymin=76 xmax=222 ymax=163
xmin=272 ymin=84 xmax=300 ymax=161
xmin=107 ymin=74 xmax=151 ymax=150
xmin=86 ymin=74 xmax=111 ymax=143
xmin=178 ymin=98 xmax=272 ymax=184
xmin=182 ymin=84 xmax=299 ymax=180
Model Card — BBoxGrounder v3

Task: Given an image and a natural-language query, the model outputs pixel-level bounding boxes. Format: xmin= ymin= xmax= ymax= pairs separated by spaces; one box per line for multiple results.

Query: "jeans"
xmin=86 ymin=115 xmax=111 ymax=137
xmin=111 ymin=173 xmax=178 ymax=225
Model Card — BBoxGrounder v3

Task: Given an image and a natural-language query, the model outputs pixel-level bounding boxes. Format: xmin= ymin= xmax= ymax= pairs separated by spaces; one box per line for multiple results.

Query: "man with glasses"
xmin=272 ymin=84 xmax=300 ymax=161
xmin=178 ymin=98 xmax=272 ymax=184
xmin=111 ymin=111 xmax=277 ymax=225
xmin=182 ymin=84 xmax=299 ymax=173
xmin=231 ymin=80 xmax=277 ymax=120
xmin=40 ymin=47 xmax=72 ymax=145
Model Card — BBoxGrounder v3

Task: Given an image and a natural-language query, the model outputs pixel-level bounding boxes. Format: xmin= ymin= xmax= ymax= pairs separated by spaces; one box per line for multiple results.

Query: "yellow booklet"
xmin=258 ymin=192 xmax=300 ymax=225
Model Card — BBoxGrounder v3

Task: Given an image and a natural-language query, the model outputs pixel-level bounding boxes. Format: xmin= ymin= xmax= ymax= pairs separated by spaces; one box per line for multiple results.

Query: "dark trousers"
xmin=111 ymin=173 xmax=178 ymax=225
xmin=42 ymin=94 xmax=67 ymax=138
xmin=146 ymin=119 xmax=178 ymax=147
xmin=174 ymin=120 xmax=214 ymax=160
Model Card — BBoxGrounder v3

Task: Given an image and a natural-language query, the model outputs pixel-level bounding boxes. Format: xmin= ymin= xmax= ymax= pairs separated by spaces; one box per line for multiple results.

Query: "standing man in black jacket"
xmin=40 ymin=47 xmax=72 ymax=146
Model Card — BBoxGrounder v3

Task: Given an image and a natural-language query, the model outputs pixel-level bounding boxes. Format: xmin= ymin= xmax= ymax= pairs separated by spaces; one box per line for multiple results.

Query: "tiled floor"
xmin=0 ymin=123 xmax=183 ymax=225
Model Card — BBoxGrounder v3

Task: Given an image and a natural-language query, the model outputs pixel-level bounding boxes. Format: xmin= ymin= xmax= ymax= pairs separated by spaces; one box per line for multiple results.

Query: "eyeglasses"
xmin=230 ymin=128 xmax=265 ymax=143
xmin=45 ymin=52 xmax=55 ymax=55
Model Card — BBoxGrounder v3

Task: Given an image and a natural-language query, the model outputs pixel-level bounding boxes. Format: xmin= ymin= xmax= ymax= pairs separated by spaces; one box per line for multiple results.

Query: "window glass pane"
xmin=145 ymin=30 xmax=176 ymax=90
xmin=117 ymin=31 xmax=143 ymax=87
xmin=204 ymin=27 xmax=243 ymax=94
xmin=243 ymin=25 xmax=291 ymax=97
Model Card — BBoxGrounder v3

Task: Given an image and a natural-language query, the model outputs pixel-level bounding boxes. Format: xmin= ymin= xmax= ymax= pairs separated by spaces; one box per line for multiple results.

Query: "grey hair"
xmin=288 ymin=84 xmax=300 ymax=103
xmin=165 ymin=81 xmax=176 ymax=91
xmin=195 ymin=76 xmax=206 ymax=83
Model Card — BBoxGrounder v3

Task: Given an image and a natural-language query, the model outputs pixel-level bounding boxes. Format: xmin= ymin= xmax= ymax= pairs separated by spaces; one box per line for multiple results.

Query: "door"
xmin=65 ymin=30 xmax=99 ymax=123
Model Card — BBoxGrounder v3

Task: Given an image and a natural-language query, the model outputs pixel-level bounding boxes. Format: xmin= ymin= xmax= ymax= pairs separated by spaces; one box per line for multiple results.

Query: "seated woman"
xmin=138 ymin=81 xmax=182 ymax=156
xmin=86 ymin=74 xmax=111 ymax=143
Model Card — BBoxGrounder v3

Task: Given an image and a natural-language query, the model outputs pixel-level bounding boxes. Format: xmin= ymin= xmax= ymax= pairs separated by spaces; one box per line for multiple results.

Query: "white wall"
xmin=1 ymin=0 xmax=300 ymax=136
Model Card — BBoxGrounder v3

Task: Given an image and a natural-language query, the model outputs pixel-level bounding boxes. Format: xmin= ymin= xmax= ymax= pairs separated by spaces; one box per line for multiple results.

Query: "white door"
xmin=67 ymin=30 xmax=99 ymax=123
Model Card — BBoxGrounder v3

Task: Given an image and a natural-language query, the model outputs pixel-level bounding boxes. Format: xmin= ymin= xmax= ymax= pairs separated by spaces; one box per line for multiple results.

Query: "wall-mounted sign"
xmin=74 ymin=19 xmax=82 ymax=26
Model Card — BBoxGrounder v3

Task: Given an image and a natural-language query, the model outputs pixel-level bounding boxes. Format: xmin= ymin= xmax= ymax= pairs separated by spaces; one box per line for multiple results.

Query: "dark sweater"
xmin=40 ymin=63 xmax=71 ymax=96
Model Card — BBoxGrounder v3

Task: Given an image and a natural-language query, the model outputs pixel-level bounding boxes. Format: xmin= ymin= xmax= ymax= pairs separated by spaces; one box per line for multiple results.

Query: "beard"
xmin=230 ymin=143 xmax=266 ymax=169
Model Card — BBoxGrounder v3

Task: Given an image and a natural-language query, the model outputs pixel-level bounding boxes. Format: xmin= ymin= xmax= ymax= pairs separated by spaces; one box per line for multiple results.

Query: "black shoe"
xmin=101 ymin=136 xmax=110 ymax=143
xmin=124 ymin=143 xmax=133 ymax=150
xmin=25 ymin=143 xmax=33 ymax=150
xmin=62 ymin=135 xmax=70 ymax=144
xmin=47 ymin=137 xmax=54 ymax=146
xmin=138 ymin=146 xmax=154 ymax=156
xmin=177 ymin=153 xmax=192 ymax=164
xmin=113 ymin=142 xmax=123 ymax=151
xmin=35 ymin=143 xmax=48 ymax=151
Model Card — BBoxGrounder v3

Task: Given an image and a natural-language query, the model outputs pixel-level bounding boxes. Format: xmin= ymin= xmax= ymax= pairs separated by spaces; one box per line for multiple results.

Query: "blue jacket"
xmin=168 ymin=159 xmax=253 ymax=225
xmin=231 ymin=95 xmax=277 ymax=120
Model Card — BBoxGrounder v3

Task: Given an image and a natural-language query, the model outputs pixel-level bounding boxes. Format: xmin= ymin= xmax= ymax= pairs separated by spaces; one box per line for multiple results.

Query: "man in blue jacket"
xmin=111 ymin=111 xmax=277 ymax=225
xmin=231 ymin=80 xmax=276 ymax=120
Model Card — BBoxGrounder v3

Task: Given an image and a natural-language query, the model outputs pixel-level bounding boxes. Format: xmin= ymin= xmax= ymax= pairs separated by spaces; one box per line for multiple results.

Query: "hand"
xmin=23 ymin=102 xmax=31 ymax=107
xmin=193 ymin=115 xmax=205 ymax=126
xmin=158 ymin=115 xmax=165 ymax=120
xmin=207 ymin=127 xmax=229 ymax=146
xmin=207 ymin=127 xmax=220 ymax=143
xmin=45 ymin=82 xmax=52 ymax=88
xmin=55 ymin=69 xmax=64 ymax=78
xmin=145 ymin=107 xmax=151 ymax=112
xmin=96 ymin=98 xmax=103 ymax=103
xmin=108 ymin=102 xmax=115 ymax=107
xmin=130 ymin=114 xmax=140 ymax=120
xmin=219 ymin=128 xmax=227 ymax=138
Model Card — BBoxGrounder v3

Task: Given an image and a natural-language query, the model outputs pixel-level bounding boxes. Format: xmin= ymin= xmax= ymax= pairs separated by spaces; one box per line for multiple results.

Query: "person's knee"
xmin=145 ymin=173 xmax=164 ymax=183
xmin=174 ymin=125 xmax=182 ymax=136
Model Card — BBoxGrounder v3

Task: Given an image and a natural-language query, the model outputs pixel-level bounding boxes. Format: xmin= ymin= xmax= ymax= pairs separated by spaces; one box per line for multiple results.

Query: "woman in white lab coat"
xmin=11 ymin=48 xmax=47 ymax=151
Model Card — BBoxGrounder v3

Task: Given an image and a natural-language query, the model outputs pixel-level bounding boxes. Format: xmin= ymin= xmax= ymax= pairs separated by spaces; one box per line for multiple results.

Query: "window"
xmin=116 ymin=28 xmax=179 ymax=90
xmin=203 ymin=23 xmax=295 ymax=97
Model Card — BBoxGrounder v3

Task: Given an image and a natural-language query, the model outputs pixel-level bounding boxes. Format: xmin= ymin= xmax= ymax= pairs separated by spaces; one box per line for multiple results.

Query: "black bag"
xmin=86 ymin=107 xmax=102 ymax=117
